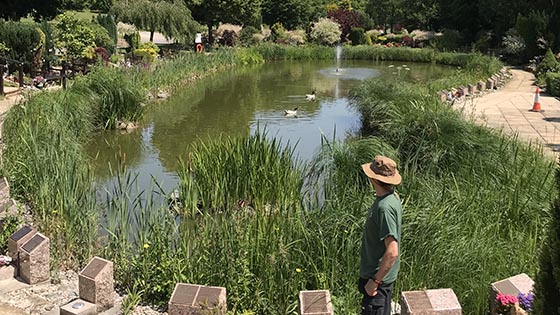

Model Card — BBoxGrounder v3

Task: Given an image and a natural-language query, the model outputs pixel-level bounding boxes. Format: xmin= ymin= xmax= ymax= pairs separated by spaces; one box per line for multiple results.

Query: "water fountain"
xmin=335 ymin=44 xmax=342 ymax=73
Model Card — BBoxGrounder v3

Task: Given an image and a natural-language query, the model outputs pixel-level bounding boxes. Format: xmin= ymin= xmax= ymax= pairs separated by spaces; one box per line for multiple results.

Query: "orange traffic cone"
xmin=530 ymin=87 xmax=543 ymax=112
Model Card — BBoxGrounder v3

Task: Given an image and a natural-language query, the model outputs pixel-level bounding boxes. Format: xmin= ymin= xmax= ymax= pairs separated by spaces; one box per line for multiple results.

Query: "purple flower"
xmin=518 ymin=292 xmax=534 ymax=312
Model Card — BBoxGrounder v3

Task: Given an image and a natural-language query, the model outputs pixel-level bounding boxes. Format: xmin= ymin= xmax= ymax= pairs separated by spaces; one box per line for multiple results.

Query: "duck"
xmin=305 ymin=90 xmax=316 ymax=101
xmin=284 ymin=107 xmax=298 ymax=116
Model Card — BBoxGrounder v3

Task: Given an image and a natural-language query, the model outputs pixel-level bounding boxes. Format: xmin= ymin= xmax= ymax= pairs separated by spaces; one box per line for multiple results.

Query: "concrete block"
xmin=168 ymin=283 xmax=227 ymax=315
xmin=8 ymin=225 xmax=36 ymax=262
xmin=400 ymin=288 xmax=462 ymax=315
xmin=468 ymin=84 xmax=477 ymax=95
xmin=79 ymin=256 xmax=114 ymax=311
xmin=19 ymin=232 xmax=50 ymax=284
xmin=0 ymin=265 xmax=16 ymax=281
xmin=440 ymin=91 xmax=448 ymax=102
xmin=490 ymin=273 xmax=534 ymax=315
xmin=60 ymin=299 xmax=97 ymax=315
xmin=299 ymin=290 xmax=334 ymax=315
xmin=486 ymin=78 xmax=495 ymax=90
xmin=477 ymin=81 xmax=486 ymax=91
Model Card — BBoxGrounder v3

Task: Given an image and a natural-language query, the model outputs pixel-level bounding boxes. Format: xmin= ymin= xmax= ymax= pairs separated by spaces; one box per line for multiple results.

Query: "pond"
xmin=85 ymin=59 xmax=456 ymax=193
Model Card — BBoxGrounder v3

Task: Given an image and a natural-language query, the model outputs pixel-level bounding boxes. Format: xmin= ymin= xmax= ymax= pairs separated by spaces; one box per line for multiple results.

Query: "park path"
xmin=457 ymin=69 xmax=560 ymax=156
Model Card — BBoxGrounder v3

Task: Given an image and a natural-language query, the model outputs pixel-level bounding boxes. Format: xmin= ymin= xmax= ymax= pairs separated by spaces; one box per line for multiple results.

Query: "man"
xmin=358 ymin=155 xmax=402 ymax=315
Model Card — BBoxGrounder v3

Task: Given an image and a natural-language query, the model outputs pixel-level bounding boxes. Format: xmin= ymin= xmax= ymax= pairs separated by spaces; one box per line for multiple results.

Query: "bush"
xmin=133 ymin=41 xmax=160 ymax=63
xmin=546 ymin=72 xmax=560 ymax=96
xmin=89 ymin=22 xmax=115 ymax=54
xmin=0 ymin=20 xmax=42 ymax=65
xmin=310 ymin=18 xmax=342 ymax=46
xmin=239 ymin=26 xmax=260 ymax=47
xmin=536 ymin=48 xmax=560 ymax=79
xmin=270 ymin=22 xmax=287 ymax=43
xmin=286 ymin=30 xmax=306 ymax=46
xmin=96 ymin=14 xmax=117 ymax=54
xmin=349 ymin=27 xmax=365 ymax=45
xmin=125 ymin=31 xmax=141 ymax=51
xmin=54 ymin=13 xmax=96 ymax=60
xmin=432 ymin=29 xmax=464 ymax=52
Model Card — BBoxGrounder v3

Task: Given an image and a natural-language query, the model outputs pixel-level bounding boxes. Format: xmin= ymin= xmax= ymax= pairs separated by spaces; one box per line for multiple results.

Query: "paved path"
xmin=458 ymin=69 xmax=560 ymax=156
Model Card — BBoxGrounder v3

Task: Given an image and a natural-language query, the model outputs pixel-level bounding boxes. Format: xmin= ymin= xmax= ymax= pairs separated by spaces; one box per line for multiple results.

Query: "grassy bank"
xmin=2 ymin=45 xmax=549 ymax=314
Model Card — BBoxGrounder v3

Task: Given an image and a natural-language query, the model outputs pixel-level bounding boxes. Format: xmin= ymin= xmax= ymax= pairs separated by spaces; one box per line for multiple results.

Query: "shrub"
xmin=96 ymin=14 xmax=117 ymax=53
xmin=90 ymin=22 xmax=115 ymax=54
xmin=310 ymin=18 xmax=342 ymax=46
xmin=502 ymin=28 xmax=526 ymax=56
xmin=536 ymin=48 xmax=560 ymax=78
xmin=286 ymin=29 xmax=306 ymax=46
xmin=348 ymin=27 xmax=365 ymax=45
xmin=270 ymin=22 xmax=287 ymax=43
xmin=219 ymin=30 xmax=238 ymax=47
xmin=432 ymin=29 xmax=464 ymax=52
xmin=54 ymin=13 xmax=96 ymax=60
xmin=533 ymin=167 xmax=560 ymax=315
xmin=239 ymin=26 xmax=260 ymax=46
xmin=546 ymin=72 xmax=560 ymax=96
xmin=0 ymin=20 xmax=42 ymax=65
xmin=125 ymin=31 xmax=141 ymax=50
xmin=133 ymin=41 xmax=160 ymax=63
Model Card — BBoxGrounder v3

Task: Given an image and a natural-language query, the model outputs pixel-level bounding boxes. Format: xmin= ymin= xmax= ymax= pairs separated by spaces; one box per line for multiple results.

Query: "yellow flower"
xmin=274 ymin=226 xmax=279 ymax=231
xmin=295 ymin=268 xmax=302 ymax=273
xmin=143 ymin=243 xmax=150 ymax=249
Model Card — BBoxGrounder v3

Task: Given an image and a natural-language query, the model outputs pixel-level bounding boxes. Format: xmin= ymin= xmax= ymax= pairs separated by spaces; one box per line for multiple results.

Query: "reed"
xmin=2 ymin=90 xmax=97 ymax=267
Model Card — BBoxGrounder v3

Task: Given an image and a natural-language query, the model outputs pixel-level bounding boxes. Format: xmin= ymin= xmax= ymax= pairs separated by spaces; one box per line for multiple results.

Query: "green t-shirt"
xmin=359 ymin=192 xmax=402 ymax=283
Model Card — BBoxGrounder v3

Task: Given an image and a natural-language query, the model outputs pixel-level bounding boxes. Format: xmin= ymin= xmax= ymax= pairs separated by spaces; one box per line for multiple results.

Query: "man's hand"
xmin=364 ymin=278 xmax=378 ymax=296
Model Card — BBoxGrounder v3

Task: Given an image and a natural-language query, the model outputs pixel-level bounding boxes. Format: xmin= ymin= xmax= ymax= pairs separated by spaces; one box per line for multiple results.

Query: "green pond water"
xmin=85 ymin=59 xmax=456 ymax=193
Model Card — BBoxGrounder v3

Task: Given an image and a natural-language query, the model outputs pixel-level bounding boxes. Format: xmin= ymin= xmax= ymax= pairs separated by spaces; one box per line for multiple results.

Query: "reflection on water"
xmin=85 ymin=60 xmax=456 ymax=192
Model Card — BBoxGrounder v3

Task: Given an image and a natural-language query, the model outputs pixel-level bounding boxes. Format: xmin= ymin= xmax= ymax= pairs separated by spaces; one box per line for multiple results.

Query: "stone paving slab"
xmin=455 ymin=69 xmax=560 ymax=157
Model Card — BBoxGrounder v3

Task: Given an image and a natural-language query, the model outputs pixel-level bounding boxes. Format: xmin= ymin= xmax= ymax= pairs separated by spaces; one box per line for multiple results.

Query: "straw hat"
xmin=361 ymin=156 xmax=401 ymax=185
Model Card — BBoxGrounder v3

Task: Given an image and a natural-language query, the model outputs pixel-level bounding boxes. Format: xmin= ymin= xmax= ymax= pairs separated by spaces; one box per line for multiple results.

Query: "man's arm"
xmin=364 ymin=236 xmax=399 ymax=296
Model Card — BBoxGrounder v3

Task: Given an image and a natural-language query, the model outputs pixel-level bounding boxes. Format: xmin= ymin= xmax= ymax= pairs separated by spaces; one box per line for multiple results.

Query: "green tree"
xmin=0 ymin=21 xmax=42 ymax=64
xmin=186 ymin=0 xmax=261 ymax=45
xmin=112 ymin=0 xmax=199 ymax=42
xmin=0 ymin=0 xmax=62 ymax=21
xmin=401 ymin=0 xmax=438 ymax=30
xmin=54 ymin=13 xmax=97 ymax=60
xmin=261 ymin=0 xmax=313 ymax=30
xmin=533 ymin=167 xmax=560 ymax=315
xmin=366 ymin=0 xmax=403 ymax=32
xmin=516 ymin=10 xmax=549 ymax=60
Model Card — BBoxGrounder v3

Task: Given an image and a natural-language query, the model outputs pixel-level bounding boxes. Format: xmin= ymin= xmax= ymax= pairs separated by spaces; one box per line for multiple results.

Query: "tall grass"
xmin=345 ymin=72 xmax=555 ymax=314
xmin=2 ymin=44 xmax=542 ymax=314
xmin=2 ymin=90 xmax=98 ymax=267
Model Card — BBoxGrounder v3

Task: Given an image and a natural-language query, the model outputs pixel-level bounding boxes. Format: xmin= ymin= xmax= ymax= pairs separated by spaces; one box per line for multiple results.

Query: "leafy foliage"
xmin=327 ymin=8 xmax=361 ymax=40
xmin=261 ymin=0 xmax=313 ymax=30
xmin=309 ymin=18 xmax=341 ymax=46
xmin=349 ymin=27 xmax=365 ymax=45
xmin=536 ymin=48 xmax=560 ymax=79
xmin=0 ymin=21 xmax=42 ymax=65
xmin=112 ymin=0 xmax=199 ymax=42
xmin=533 ymin=167 xmax=560 ymax=315
xmin=0 ymin=0 xmax=61 ymax=21
xmin=546 ymin=72 xmax=560 ymax=97
xmin=54 ymin=13 xmax=97 ymax=60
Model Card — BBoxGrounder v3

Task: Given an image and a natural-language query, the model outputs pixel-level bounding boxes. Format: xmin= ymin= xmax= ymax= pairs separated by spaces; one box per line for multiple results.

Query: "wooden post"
xmin=61 ymin=62 xmax=67 ymax=89
xmin=18 ymin=63 xmax=24 ymax=88
xmin=0 ymin=63 xmax=4 ymax=97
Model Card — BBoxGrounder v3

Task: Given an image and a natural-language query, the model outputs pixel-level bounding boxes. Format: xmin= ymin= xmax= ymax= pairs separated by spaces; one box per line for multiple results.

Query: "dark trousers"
xmin=358 ymin=278 xmax=394 ymax=315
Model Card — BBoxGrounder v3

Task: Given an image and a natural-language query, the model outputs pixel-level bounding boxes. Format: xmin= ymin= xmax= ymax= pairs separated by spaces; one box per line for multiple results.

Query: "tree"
xmin=0 ymin=21 xmax=42 ymax=64
xmin=54 ymin=13 xmax=97 ymax=60
xmin=327 ymin=8 xmax=361 ymax=40
xmin=401 ymin=0 xmax=438 ymax=30
xmin=112 ymin=0 xmax=199 ymax=42
xmin=261 ymin=0 xmax=313 ymax=30
xmin=533 ymin=167 xmax=560 ymax=315
xmin=185 ymin=0 xmax=261 ymax=45
xmin=0 ymin=0 xmax=62 ymax=21
xmin=309 ymin=18 xmax=341 ymax=46
xmin=366 ymin=0 xmax=403 ymax=32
